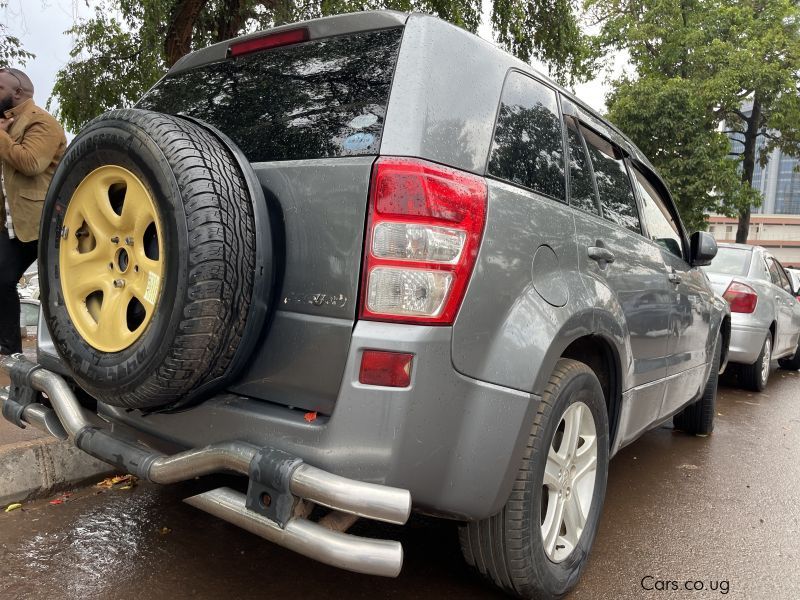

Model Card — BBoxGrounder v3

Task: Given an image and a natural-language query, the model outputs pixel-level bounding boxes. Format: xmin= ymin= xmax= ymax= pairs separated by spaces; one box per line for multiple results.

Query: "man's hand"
xmin=0 ymin=117 xmax=14 ymax=132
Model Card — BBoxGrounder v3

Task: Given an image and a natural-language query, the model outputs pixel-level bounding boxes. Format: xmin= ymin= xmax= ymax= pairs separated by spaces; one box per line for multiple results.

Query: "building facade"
xmin=707 ymin=214 xmax=800 ymax=267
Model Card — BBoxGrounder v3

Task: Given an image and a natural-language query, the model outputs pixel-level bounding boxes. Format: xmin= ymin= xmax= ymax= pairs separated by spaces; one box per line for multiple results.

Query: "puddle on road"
xmin=0 ymin=485 xmax=166 ymax=599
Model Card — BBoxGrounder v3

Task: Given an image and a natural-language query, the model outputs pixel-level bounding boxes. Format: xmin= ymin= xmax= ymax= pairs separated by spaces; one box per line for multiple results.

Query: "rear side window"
xmin=774 ymin=260 xmax=793 ymax=293
xmin=138 ymin=28 xmax=403 ymax=162
xmin=767 ymin=257 xmax=783 ymax=287
xmin=488 ymin=72 xmax=565 ymax=201
xmin=565 ymin=118 xmax=599 ymax=215
xmin=581 ymin=126 xmax=641 ymax=233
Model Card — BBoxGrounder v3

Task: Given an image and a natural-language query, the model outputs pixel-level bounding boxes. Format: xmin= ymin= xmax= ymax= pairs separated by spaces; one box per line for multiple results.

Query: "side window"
xmin=767 ymin=257 xmax=783 ymax=287
xmin=565 ymin=118 xmax=599 ymax=215
xmin=751 ymin=254 xmax=771 ymax=281
xmin=488 ymin=72 xmax=565 ymax=201
xmin=775 ymin=260 xmax=793 ymax=293
xmin=580 ymin=125 xmax=641 ymax=233
xmin=631 ymin=166 xmax=683 ymax=259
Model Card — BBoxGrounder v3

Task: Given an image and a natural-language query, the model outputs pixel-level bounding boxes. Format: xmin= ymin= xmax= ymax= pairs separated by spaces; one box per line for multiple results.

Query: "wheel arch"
xmin=531 ymin=308 xmax=629 ymax=454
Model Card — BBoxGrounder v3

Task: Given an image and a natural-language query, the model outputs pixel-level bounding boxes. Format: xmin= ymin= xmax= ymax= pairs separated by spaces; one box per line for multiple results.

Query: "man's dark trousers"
xmin=0 ymin=228 xmax=37 ymax=354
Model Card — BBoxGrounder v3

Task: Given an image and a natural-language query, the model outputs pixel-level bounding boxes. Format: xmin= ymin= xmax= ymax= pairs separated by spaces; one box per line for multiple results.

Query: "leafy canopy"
xmin=0 ymin=1 xmax=34 ymax=67
xmin=591 ymin=0 xmax=800 ymax=234
xmin=51 ymin=0 xmax=592 ymax=132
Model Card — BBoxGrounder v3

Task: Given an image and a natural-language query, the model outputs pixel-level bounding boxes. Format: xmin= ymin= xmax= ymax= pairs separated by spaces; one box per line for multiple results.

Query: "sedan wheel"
xmin=739 ymin=334 xmax=772 ymax=392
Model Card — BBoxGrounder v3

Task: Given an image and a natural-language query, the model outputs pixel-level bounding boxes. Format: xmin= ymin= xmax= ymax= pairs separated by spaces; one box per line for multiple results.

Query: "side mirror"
xmin=690 ymin=231 xmax=717 ymax=267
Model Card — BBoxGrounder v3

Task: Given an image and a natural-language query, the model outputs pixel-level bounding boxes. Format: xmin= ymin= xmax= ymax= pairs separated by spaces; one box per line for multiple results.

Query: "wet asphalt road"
xmin=1 ymin=369 xmax=799 ymax=600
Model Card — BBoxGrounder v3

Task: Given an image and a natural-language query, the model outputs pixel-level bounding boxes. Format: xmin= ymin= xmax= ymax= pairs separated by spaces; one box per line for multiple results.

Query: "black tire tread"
xmin=739 ymin=334 xmax=770 ymax=392
xmin=458 ymin=359 xmax=596 ymax=599
xmin=673 ymin=335 xmax=721 ymax=435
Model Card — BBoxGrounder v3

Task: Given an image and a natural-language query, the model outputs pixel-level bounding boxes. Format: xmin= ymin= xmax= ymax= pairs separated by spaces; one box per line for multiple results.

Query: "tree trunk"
xmin=215 ymin=0 xmax=250 ymax=42
xmin=736 ymin=93 xmax=762 ymax=243
xmin=165 ymin=0 xmax=209 ymax=67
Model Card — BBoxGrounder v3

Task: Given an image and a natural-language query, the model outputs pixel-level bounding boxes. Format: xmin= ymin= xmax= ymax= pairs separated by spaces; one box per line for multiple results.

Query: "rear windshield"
xmin=704 ymin=246 xmax=752 ymax=276
xmin=138 ymin=28 xmax=403 ymax=163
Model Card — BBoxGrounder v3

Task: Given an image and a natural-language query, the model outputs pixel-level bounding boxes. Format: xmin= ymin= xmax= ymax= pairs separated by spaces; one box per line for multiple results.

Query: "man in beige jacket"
xmin=0 ymin=67 xmax=66 ymax=355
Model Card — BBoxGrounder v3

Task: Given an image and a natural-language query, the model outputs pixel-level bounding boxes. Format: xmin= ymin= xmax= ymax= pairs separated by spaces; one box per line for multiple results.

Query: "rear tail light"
xmin=723 ymin=282 xmax=758 ymax=313
xmin=360 ymin=157 xmax=487 ymax=324
xmin=229 ymin=28 xmax=309 ymax=57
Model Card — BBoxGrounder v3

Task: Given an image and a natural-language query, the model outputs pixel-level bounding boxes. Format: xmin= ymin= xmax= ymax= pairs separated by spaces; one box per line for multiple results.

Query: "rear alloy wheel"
xmin=459 ymin=359 xmax=609 ymax=599
xmin=739 ymin=334 xmax=771 ymax=392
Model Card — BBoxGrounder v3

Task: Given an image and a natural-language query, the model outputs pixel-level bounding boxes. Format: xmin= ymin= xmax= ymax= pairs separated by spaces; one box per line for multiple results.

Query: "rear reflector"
xmin=359 ymin=350 xmax=414 ymax=387
xmin=360 ymin=157 xmax=488 ymax=325
xmin=723 ymin=281 xmax=758 ymax=313
xmin=229 ymin=28 xmax=309 ymax=57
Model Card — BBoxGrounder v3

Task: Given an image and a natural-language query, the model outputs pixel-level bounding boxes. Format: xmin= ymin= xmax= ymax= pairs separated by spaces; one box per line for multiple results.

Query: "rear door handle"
xmin=588 ymin=247 xmax=615 ymax=264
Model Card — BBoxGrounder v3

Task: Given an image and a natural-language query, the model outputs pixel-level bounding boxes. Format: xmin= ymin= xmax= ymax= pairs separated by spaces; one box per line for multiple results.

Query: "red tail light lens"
xmin=360 ymin=157 xmax=487 ymax=324
xmin=359 ymin=350 xmax=414 ymax=387
xmin=229 ymin=28 xmax=309 ymax=57
xmin=723 ymin=282 xmax=758 ymax=313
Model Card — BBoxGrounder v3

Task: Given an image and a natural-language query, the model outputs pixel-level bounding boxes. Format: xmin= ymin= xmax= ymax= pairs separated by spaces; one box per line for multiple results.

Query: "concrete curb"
xmin=0 ymin=437 xmax=115 ymax=506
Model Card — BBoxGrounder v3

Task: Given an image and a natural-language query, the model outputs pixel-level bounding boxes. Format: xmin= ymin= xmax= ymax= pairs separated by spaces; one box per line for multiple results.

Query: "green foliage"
xmin=592 ymin=0 xmax=800 ymax=235
xmin=49 ymin=3 xmax=166 ymax=133
xmin=607 ymin=76 xmax=754 ymax=232
xmin=0 ymin=1 xmax=34 ymax=67
xmin=50 ymin=0 xmax=591 ymax=133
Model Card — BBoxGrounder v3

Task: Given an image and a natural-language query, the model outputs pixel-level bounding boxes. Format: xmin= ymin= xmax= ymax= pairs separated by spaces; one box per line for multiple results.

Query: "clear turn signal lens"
xmin=367 ymin=267 xmax=453 ymax=317
xmin=372 ymin=222 xmax=466 ymax=263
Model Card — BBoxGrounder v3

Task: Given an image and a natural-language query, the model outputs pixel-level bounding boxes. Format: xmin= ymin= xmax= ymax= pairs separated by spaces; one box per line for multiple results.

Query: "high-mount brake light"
xmin=723 ymin=281 xmax=758 ymax=314
xmin=360 ymin=157 xmax=487 ymax=325
xmin=229 ymin=28 xmax=309 ymax=57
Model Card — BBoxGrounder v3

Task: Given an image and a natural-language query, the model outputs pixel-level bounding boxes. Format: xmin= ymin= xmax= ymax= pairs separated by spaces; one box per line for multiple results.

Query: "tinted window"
xmin=565 ymin=118 xmax=599 ymax=214
xmin=632 ymin=167 xmax=682 ymax=258
xmin=488 ymin=72 xmax=565 ymax=200
xmin=138 ymin=29 xmax=402 ymax=162
xmin=706 ymin=247 xmax=752 ymax=276
xmin=581 ymin=126 xmax=640 ymax=233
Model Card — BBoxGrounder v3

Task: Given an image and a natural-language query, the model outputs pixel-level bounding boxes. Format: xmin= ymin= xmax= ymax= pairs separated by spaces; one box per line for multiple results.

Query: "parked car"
xmin=19 ymin=298 xmax=40 ymax=340
xmin=0 ymin=12 xmax=729 ymax=600
xmin=786 ymin=267 xmax=800 ymax=295
xmin=703 ymin=243 xmax=800 ymax=389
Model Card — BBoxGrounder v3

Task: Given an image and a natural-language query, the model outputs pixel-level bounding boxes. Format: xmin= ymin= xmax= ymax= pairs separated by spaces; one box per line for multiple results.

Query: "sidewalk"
xmin=0 ymin=341 xmax=115 ymax=506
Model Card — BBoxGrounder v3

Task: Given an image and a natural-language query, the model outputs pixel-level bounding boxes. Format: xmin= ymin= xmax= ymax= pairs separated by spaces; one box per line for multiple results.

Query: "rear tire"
xmin=739 ymin=334 xmax=771 ymax=392
xmin=673 ymin=334 xmax=720 ymax=435
xmin=459 ymin=359 xmax=609 ymax=600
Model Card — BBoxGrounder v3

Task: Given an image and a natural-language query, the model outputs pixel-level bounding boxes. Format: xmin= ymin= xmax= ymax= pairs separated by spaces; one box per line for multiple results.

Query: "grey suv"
xmin=0 ymin=11 xmax=729 ymax=599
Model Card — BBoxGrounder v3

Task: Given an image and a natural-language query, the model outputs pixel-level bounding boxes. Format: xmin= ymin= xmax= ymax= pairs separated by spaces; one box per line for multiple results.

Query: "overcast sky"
xmin=4 ymin=0 xmax=614 ymax=126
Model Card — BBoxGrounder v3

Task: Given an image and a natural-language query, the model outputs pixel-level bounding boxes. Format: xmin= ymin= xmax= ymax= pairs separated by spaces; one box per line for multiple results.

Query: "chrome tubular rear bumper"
xmin=0 ymin=354 xmax=410 ymax=577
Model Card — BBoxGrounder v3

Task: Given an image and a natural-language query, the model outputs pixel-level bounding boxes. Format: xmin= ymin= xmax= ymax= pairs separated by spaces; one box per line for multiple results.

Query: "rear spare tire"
xmin=40 ymin=109 xmax=268 ymax=409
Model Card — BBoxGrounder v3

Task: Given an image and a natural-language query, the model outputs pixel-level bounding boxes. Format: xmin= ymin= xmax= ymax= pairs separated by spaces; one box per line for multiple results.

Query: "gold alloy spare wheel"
xmin=59 ymin=165 xmax=164 ymax=352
